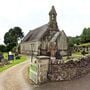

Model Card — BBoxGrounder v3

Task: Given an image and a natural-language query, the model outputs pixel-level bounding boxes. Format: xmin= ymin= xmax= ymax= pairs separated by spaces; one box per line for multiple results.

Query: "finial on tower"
xmin=49 ymin=5 xmax=57 ymax=16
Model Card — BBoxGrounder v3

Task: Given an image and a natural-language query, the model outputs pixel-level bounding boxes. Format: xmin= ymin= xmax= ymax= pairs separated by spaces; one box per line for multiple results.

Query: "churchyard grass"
xmin=3 ymin=53 xmax=8 ymax=59
xmin=63 ymin=52 xmax=83 ymax=63
xmin=72 ymin=52 xmax=82 ymax=58
xmin=0 ymin=53 xmax=26 ymax=72
xmin=78 ymin=42 xmax=90 ymax=47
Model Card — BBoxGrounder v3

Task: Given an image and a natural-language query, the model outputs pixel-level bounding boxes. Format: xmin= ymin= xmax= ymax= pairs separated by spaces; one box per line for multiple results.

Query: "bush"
xmin=15 ymin=55 xmax=21 ymax=59
xmin=0 ymin=45 xmax=6 ymax=52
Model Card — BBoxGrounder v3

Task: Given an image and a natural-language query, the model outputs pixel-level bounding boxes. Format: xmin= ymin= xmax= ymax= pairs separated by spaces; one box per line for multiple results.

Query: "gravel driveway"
xmin=0 ymin=58 xmax=90 ymax=90
xmin=0 ymin=59 xmax=32 ymax=90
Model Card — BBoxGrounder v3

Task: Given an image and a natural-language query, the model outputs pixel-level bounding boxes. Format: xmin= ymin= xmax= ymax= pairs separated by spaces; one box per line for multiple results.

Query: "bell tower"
xmin=48 ymin=6 xmax=59 ymax=31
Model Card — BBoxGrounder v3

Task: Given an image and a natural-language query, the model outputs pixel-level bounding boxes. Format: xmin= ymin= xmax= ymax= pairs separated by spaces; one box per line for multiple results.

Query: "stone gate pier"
xmin=29 ymin=56 xmax=49 ymax=84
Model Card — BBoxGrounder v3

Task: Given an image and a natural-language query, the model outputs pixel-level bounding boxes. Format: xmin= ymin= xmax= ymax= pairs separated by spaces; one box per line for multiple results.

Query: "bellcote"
xmin=48 ymin=6 xmax=59 ymax=31
xmin=49 ymin=6 xmax=57 ymax=22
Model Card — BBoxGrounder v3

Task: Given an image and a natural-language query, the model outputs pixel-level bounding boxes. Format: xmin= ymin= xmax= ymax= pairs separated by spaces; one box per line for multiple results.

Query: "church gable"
xmin=57 ymin=30 xmax=68 ymax=50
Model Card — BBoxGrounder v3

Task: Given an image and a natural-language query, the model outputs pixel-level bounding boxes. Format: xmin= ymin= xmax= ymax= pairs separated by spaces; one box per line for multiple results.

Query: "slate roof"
xmin=22 ymin=24 xmax=48 ymax=42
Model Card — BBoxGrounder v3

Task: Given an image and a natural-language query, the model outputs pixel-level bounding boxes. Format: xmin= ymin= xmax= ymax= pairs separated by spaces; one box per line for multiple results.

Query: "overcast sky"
xmin=0 ymin=0 xmax=90 ymax=44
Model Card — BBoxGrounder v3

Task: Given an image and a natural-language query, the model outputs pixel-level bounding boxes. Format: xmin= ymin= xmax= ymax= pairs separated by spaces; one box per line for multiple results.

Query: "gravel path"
xmin=0 ymin=59 xmax=32 ymax=90
xmin=0 ymin=58 xmax=90 ymax=90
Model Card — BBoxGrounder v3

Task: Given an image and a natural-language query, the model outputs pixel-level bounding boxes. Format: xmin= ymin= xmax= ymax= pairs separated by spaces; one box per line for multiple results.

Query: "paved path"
xmin=0 ymin=58 xmax=90 ymax=90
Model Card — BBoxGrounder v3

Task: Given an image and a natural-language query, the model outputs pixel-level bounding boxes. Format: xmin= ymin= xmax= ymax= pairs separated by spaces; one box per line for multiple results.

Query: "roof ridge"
xmin=30 ymin=24 xmax=48 ymax=31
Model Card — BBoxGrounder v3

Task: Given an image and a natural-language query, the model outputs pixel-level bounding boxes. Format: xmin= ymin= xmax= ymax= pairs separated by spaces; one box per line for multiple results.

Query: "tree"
xmin=0 ymin=45 xmax=6 ymax=52
xmin=68 ymin=36 xmax=81 ymax=47
xmin=4 ymin=27 xmax=24 ymax=51
xmin=81 ymin=28 xmax=90 ymax=43
xmin=75 ymin=36 xmax=81 ymax=45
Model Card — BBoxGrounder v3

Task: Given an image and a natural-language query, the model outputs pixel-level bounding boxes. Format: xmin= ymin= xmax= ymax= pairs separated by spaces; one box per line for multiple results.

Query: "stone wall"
xmin=73 ymin=46 xmax=90 ymax=53
xmin=20 ymin=41 xmax=40 ymax=55
xmin=48 ymin=55 xmax=90 ymax=81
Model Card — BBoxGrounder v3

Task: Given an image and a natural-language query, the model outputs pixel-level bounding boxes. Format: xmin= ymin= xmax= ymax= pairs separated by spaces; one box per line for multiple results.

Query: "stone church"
xmin=20 ymin=6 xmax=68 ymax=56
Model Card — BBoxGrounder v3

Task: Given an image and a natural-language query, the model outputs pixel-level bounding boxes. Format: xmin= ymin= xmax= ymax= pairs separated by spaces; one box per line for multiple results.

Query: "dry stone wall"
xmin=48 ymin=55 xmax=90 ymax=81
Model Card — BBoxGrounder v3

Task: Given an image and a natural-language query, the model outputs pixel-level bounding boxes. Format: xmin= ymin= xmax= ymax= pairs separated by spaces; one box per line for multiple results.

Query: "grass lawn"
xmin=78 ymin=42 xmax=90 ymax=47
xmin=72 ymin=52 xmax=82 ymax=58
xmin=63 ymin=52 xmax=83 ymax=63
xmin=0 ymin=53 xmax=27 ymax=72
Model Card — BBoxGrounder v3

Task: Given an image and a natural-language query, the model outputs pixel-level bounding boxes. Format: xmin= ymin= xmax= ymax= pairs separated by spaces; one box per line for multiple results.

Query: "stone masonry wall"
xmin=48 ymin=55 xmax=90 ymax=81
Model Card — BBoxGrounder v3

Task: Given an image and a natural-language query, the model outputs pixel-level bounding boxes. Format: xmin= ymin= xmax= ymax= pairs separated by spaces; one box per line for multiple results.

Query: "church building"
xmin=20 ymin=6 xmax=68 ymax=56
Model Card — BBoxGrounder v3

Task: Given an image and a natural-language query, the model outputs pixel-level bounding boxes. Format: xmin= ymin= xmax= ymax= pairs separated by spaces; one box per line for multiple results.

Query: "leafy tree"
xmin=68 ymin=36 xmax=74 ymax=47
xmin=4 ymin=27 xmax=24 ymax=51
xmin=0 ymin=45 xmax=6 ymax=52
xmin=68 ymin=36 xmax=81 ymax=47
xmin=75 ymin=36 xmax=81 ymax=45
xmin=68 ymin=27 xmax=90 ymax=47
xmin=81 ymin=28 xmax=90 ymax=43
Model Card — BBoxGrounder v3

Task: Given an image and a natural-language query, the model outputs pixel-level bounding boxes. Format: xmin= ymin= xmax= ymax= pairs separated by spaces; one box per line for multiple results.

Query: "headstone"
xmin=0 ymin=53 xmax=3 ymax=62
xmin=9 ymin=51 xmax=12 ymax=55
xmin=8 ymin=51 xmax=14 ymax=60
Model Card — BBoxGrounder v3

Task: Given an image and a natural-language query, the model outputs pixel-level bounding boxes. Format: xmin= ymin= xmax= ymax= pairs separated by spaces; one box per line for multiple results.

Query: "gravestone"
xmin=0 ymin=53 xmax=3 ymax=62
xmin=8 ymin=51 xmax=14 ymax=60
xmin=0 ymin=53 xmax=9 ymax=66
